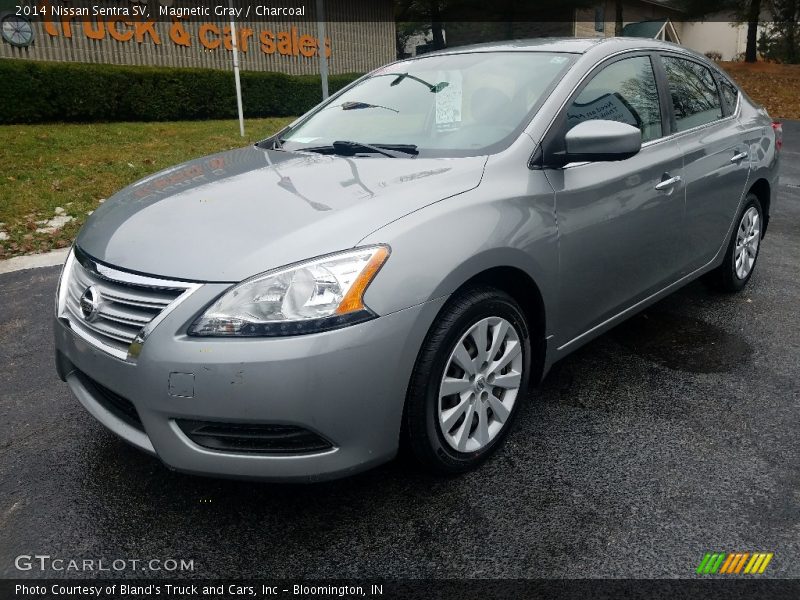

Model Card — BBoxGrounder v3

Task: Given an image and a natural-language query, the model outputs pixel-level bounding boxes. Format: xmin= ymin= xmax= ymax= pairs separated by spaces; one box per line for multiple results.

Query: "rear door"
xmin=659 ymin=54 xmax=751 ymax=272
xmin=543 ymin=53 xmax=686 ymax=348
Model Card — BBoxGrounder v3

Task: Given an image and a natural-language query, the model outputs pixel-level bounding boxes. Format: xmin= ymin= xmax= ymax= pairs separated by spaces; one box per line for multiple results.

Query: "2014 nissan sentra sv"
xmin=54 ymin=38 xmax=781 ymax=481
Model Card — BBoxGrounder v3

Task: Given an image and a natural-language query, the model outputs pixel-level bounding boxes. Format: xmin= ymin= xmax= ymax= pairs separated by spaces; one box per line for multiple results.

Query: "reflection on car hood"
xmin=77 ymin=146 xmax=487 ymax=282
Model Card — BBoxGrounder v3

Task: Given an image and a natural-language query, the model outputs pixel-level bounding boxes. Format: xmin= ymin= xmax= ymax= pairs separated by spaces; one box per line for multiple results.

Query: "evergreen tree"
xmin=762 ymin=0 xmax=800 ymax=63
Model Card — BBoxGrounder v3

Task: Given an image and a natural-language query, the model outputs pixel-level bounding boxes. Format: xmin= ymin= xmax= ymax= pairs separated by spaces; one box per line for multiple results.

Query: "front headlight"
xmin=55 ymin=247 xmax=76 ymax=317
xmin=188 ymin=246 xmax=390 ymax=337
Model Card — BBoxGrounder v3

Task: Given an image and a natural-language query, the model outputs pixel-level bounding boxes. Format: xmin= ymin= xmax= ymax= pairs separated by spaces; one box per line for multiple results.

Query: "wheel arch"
xmin=747 ymin=178 xmax=771 ymax=236
xmin=442 ymin=265 xmax=548 ymax=385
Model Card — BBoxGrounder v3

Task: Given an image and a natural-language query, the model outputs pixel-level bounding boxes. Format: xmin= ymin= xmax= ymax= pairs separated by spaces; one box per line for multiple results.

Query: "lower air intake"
xmin=176 ymin=420 xmax=333 ymax=454
xmin=78 ymin=371 xmax=144 ymax=432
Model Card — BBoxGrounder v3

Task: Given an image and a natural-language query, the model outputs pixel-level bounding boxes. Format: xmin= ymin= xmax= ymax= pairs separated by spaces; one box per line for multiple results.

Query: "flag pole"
xmin=229 ymin=0 xmax=245 ymax=136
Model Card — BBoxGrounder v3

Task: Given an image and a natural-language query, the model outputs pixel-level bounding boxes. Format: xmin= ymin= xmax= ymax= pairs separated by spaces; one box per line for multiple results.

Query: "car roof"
xmin=428 ymin=38 xmax=602 ymax=55
xmin=426 ymin=36 xmax=693 ymax=57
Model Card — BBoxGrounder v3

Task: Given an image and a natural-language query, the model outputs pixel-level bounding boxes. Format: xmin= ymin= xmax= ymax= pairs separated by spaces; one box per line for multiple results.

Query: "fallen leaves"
xmin=721 ymin=61 xmax=800 ymax=119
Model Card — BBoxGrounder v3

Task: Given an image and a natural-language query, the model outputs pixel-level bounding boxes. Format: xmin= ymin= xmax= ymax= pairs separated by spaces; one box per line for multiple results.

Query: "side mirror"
xmin=564 ymin=120 xmax=642 ymax=163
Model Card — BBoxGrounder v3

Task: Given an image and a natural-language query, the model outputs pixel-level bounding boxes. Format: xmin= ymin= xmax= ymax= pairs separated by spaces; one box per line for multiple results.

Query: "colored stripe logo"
xmin=696 ymin=552 xmax=773 ymax=575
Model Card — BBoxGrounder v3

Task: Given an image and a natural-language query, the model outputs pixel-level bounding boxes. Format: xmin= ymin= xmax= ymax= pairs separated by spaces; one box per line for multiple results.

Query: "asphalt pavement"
xmin=1 ymin=123 xmax=798 ymax=580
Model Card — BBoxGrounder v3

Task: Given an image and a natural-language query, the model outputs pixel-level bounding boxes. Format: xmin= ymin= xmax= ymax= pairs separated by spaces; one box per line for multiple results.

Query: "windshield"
xmin=280 ymin=52 xmax=575 ymax=158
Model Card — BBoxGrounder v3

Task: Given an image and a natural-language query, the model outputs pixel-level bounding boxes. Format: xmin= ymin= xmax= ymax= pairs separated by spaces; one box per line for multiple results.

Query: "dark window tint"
xmin=567 ymin=56 xmax=662 ymax=143
xmin=719 ymin=77 xmax=739 ymax=114
xmin=663 ymin=56 xmax=723 ymax=131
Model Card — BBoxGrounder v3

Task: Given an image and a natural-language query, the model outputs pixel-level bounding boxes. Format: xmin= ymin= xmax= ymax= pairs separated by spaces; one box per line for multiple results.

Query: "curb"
xmin=0 ymin=248 xmax=69 ymax=275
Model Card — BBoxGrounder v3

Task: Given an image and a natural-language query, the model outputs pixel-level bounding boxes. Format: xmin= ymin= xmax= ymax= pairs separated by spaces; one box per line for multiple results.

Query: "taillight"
xmin=773 ymin=121 xmax=783 ymax=153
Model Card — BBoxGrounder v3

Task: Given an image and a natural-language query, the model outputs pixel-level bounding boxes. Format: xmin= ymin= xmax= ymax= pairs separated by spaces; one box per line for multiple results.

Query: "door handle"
xmin=731 ymin=151 xmax=749 ymax=163
xmin=655 ymin=175 xmax=682 ymax=191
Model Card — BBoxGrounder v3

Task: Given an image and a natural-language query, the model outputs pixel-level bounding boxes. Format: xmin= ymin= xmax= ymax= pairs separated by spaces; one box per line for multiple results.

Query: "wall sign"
xmin=40 ymin=17 xmax=331 ymax=58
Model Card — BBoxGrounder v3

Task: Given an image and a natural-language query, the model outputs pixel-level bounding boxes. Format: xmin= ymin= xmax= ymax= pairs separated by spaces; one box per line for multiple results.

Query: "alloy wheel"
xmin=734 ymin=206 xmax=761 ymax=280
xmin=437 ymin=316 xmax=523 ymax=453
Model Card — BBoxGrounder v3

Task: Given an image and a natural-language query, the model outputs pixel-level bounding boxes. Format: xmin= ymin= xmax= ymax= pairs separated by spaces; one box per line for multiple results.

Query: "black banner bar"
xmin=2 ymin=579 xmax=800 ymax=600
xmin=2 ymin=0 xmax=770 ymax=23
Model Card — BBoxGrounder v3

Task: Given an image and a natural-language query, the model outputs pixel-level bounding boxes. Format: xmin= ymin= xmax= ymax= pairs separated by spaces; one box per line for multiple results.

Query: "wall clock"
xmin=1 ymin=13 xmax=34 ymax=48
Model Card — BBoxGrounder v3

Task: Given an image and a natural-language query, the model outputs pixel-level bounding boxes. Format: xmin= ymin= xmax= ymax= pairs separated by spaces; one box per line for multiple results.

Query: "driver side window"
xmin=567 ymin=56 xmax=663 ymax=143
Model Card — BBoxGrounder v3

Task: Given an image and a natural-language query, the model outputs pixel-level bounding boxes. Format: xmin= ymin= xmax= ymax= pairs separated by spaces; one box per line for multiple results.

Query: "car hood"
xmin=77 ymin=146 xmax=487 ymax=282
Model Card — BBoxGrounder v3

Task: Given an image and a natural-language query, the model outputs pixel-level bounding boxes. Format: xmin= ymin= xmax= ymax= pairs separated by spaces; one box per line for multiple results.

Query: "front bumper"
xmin=54 ymin=281 xmax=445 ymax=482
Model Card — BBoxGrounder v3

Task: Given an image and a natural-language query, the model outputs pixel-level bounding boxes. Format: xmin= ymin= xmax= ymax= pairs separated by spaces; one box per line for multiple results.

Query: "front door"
xmin=544 ymin=54 xmax=686 ymax=348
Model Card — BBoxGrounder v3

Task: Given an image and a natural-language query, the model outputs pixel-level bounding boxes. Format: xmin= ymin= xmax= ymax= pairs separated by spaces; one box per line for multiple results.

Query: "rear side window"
xmin=662 ymin=56 xmax=723 ymax=131
xmin=566 ymin=56 xmax=663 ymax=143
xmin=719 ymin=77 xmax=740 ymax=114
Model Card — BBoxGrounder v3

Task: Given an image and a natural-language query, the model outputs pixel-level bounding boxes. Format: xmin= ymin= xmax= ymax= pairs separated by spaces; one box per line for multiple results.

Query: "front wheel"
xmin=404 ymin=287 xmax=532 ymax=474
xmin=708 ymin=193 xmax=763 ymax=292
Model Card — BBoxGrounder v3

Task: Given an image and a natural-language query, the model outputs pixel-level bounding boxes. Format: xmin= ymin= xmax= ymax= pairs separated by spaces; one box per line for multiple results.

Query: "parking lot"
xmin=1 ymin=122 xmax=798 ymax=580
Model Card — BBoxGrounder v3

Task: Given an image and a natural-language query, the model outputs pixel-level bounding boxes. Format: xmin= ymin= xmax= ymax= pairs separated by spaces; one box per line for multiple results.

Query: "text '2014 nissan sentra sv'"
xmin=54 ymin=38 xmax=781 ymax=481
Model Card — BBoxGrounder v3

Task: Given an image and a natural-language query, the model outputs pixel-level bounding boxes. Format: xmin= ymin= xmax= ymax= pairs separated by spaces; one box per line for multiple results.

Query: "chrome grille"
xmin=58 ymin=248 xmax=199 ymax=360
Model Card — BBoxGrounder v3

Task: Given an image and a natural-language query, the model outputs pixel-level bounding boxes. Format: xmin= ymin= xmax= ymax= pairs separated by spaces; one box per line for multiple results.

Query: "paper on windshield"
xmin=435 ymin=71 xmax=463 ymax=131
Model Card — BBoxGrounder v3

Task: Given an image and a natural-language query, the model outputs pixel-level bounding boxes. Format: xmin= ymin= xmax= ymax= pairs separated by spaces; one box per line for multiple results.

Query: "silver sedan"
xmin=54 ymin=37 xmax=781 ymax=481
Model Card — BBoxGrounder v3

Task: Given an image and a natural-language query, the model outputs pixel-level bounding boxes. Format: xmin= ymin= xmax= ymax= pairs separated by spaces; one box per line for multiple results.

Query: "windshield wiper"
xmin=256 ymin=130 xmax=290 ymax=151
xmin=303 ymin=140 xmax=418 ymax=158
xmin=341 ymin=101 xmax=399 ymax=113
xmin=389 ymin=73 xmax=449 ymax=93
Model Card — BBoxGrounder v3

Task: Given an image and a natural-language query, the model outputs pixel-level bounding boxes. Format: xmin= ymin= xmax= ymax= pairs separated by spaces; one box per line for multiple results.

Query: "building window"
xmin=595 ymin=6 xmax=605 ymax=33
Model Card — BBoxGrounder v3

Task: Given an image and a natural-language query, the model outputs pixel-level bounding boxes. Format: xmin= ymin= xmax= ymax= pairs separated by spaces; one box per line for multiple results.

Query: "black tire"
xmin=707 ymin=193 xmax=764 ymax=292
xmin=404 ymin=286 xmax=533 ymax=474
